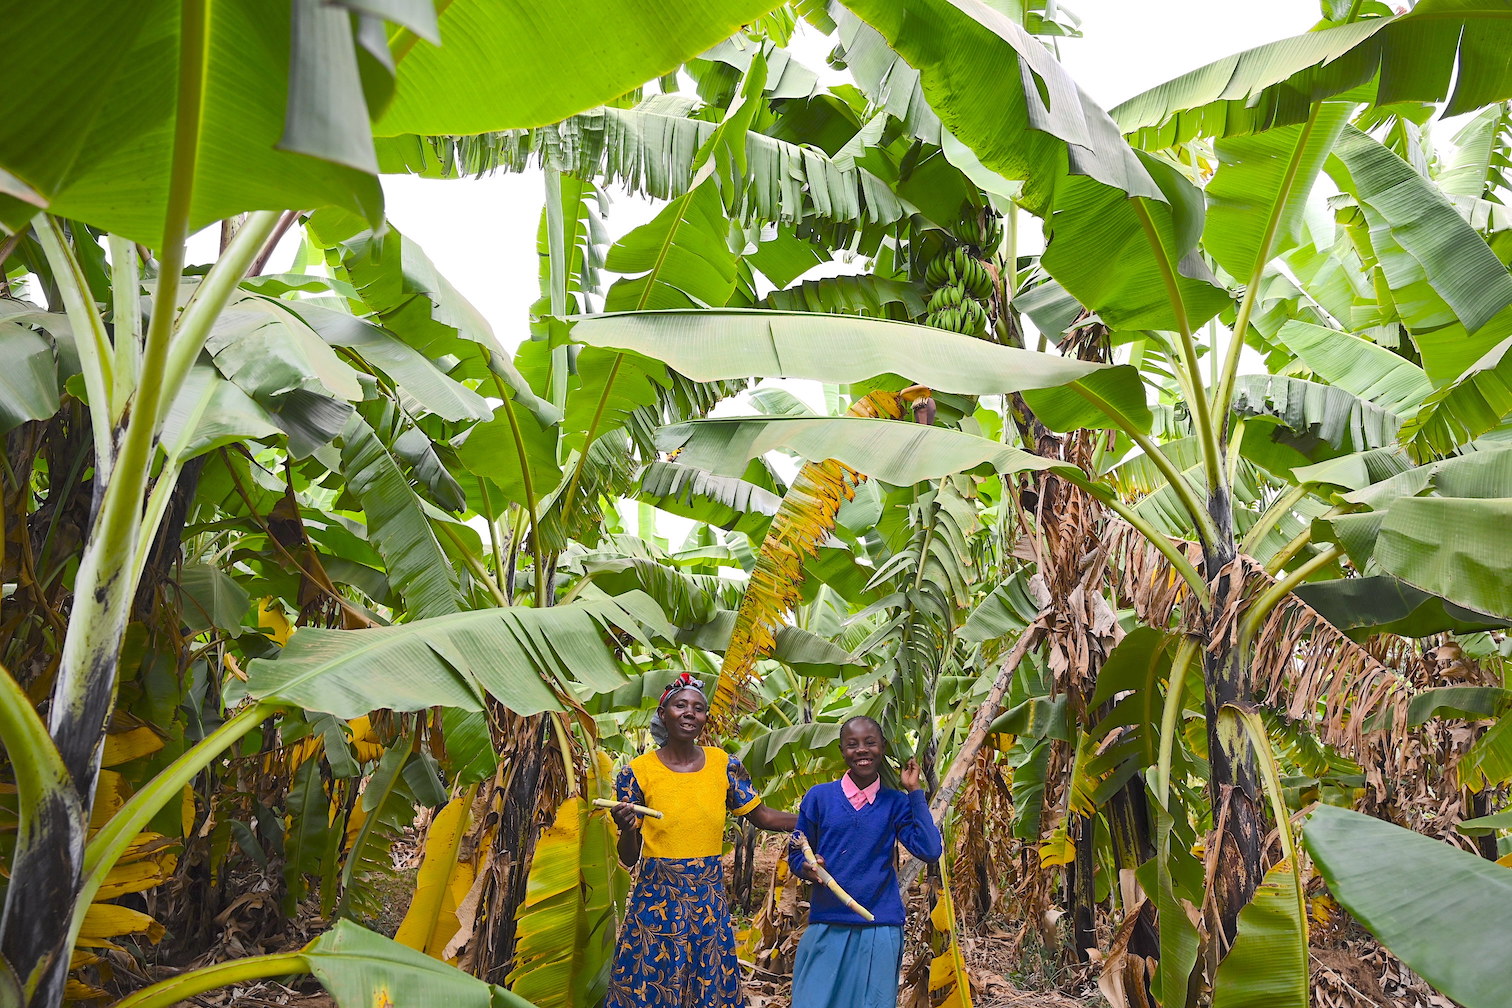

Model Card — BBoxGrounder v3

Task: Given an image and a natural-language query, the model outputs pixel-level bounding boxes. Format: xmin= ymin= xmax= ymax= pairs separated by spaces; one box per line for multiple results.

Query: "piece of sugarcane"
xmin=592 ymin=797 xmax=664 ymax=819
xmin=794 ymin=831 xmax=875 ymax=922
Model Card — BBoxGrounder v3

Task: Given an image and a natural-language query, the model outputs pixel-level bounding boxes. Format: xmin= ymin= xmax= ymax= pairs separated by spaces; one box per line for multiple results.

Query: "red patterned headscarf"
xmin=658 ymin=672 xmax=705 ymax=707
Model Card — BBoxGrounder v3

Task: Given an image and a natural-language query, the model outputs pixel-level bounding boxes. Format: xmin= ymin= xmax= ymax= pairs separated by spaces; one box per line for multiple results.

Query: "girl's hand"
xmin=901 ymin=757 xmax=922 ymax=792
xmin=800 ymin=855 xmax=827 ymax=882
xmin=611 ymin=802 xmax=641 ymax=832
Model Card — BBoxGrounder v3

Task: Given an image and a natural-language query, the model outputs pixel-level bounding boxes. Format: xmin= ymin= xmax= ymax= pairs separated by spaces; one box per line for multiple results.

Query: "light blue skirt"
xmin=791 ymin=922 xmax=904 ymax=1008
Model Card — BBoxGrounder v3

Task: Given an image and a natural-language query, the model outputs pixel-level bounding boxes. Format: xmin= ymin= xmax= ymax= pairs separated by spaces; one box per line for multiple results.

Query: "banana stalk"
xmin=592 ymin=798 xmax=663 ymax=819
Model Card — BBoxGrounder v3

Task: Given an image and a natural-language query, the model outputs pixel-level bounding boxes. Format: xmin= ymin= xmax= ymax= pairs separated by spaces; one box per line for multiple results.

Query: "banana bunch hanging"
xmin=923 ymin=245 xmax=994 ymax=338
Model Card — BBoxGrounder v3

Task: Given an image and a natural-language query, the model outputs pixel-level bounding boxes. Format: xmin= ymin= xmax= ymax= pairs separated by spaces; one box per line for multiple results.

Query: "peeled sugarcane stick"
xmin=592 ymin=797 xmax=664 ymax=819
xmin=794 ymin=831 xmax=875 ymax=922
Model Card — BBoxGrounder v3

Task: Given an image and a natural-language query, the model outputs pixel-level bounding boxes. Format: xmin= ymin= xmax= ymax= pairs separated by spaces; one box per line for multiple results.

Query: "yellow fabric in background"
xmin=630 ymin=747 xmax=758 ymax=859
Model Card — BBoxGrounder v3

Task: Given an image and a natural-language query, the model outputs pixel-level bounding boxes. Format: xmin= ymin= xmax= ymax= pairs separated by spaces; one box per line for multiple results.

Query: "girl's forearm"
xmin=617 ymin=829 xmax=641 ymax=866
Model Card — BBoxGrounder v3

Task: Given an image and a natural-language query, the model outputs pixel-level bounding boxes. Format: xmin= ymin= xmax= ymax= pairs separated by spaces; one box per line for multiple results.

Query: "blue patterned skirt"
xmin=605 ymin=856 xmax=741 ymax=1008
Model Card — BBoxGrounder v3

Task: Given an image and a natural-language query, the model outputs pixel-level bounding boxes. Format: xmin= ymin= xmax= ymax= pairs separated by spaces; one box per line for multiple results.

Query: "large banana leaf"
xmin=243 ymin=592 xmax=673 ymax=718
xmin=658 ymin=415 xmax=1081 ymax=489
xmin=506 ymin=790 xmax=626 ymax=1008
xmin=294 ymin=303 xmax=493 ymax=423
xmin=339 ymin=414 xmax=468 ymax=621
xmin=1114 ymin=2 xmax=1512 ymax=145
xmin=1331 ymin=126 xmax=1512 ymax=381
xmin=1372 ymin=496 xmax=1512 ymax=620
xmin=0 ymin=314 xmax=60 ymax=433
xmin=835 ymin=0 xmax=1228 ymax=334
xmin=572 ymin=310 xmax=1152 ymax=433
xmin=1232 ymin=374 xmax=1404 ymax=457
xmin=604 ymin=183 xmax=737 ymax=312
xmin=378 ymin=98 xmax=911 ymax=241
xmin=635 ymin=461 xmax=781 ymax=537
xmin=1202 ymin=103 xmax=1353 ymax=282
xmin=1305 ymin=803 xmax=1512 ymax=1008
xmin=1210 ymin=863 xmax=1308 ymax=1008
xmin=375 ymin=0 xmax=783 ymax=135
xmin=1270 ymin=319 xmax=1432 ymax=416
xmin=1402 ymin=333 xmax=1512 ymax=458
xmin=1294 ymin=574 xmax=1510 ymax=641
xmin=0 ymin=2 xmax=382 ymax=243
xmin=303 ymin=920 xmax=536 ymax=1008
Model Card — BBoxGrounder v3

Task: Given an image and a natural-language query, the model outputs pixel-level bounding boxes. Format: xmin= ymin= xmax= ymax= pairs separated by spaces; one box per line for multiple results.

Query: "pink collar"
xmin=840 ymin=772 xmax=881 ymax=809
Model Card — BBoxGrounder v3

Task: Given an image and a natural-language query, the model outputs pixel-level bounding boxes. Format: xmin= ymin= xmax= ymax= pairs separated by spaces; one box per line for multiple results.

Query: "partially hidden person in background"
xmin=787 ymin=715 xmax=944 ymax=1008
xmin=605 ymin=672 xmax=798 ymax=1008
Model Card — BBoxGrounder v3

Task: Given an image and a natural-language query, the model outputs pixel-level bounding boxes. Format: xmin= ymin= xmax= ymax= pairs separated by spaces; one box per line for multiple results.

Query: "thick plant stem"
xmin=1199 ymin=494 xmax=1265 ymax=944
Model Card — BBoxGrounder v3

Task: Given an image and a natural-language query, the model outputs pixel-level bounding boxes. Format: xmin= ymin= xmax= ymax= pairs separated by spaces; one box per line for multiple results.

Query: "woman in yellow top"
xmin=607 ymin=672 xmax=796 ymax=1008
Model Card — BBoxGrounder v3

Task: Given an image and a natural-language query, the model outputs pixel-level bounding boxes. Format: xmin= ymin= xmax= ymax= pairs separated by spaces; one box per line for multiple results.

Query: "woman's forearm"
xmin=748 ymin=804 xmax=797 ymax=833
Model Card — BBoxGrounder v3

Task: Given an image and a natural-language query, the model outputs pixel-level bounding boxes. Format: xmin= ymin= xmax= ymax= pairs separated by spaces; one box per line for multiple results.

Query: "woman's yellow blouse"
xmin=616 ymin=747 xmax=762 ymax=859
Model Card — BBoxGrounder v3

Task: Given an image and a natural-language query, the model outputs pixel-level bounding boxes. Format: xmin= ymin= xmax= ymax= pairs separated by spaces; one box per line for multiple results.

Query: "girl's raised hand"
xmin=901 ymin=757 xmax=922 ymax=792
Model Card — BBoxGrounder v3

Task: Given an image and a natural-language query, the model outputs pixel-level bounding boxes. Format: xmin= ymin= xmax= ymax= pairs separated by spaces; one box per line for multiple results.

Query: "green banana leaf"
xmin=1294 ymin=575 xmax=1510 ymax=641
xmin=1202 ymin=103 xmax=1353 ymax=282
xmin=835 ymin=0 xmax=1228 ymax=334
xmin=303 ymin=919 xmax=537 ymax=1008
xmin=339 ymin=413 xmax=468 ymax=622
xmin=1211 ymin=863 xmax=1308 ymax=1008
xmin=1373 ymin=496 xmax=1512 ymax=620
xmin=0 ymin=1 xmax=382 ymax=243
xmin=656 ymin=415 xmax=1083 ymax=488
xmin=1115 ymin=3 xmax=1512 ymax=144
xmin=1269 ymin=319 xmax=1432 ymax=416
xmin=0 ymin=318 xmax=60 ymax=433
xmin=244 ymin=592 xmax=674 ymax=719
xmin=1331 ymin=126 xmax=1512 ymax=382
xmin=376 ymin=0 xmax=783 ymax=135
xmin=1305 ymin=803 xmax=1512 ymax=1008
xmin=572 ymin=309 xmax=1152 ymax=433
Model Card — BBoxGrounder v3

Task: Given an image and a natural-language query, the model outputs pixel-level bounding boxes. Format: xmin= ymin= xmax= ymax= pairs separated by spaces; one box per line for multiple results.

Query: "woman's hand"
xmin=799 ymin=854 xmax=827 ymax=883
xmin=611 ymin=801 xmax=642 ymax=833
xmin=901 ymin=757 xmax=923 ymax=792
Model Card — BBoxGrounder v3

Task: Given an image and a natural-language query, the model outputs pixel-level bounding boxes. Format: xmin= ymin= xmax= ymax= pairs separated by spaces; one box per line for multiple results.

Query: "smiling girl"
xmin=605 ymin=672 xmax=796 ymax=1008
xmin=787 ymin=716 xmax=943 ymax=1008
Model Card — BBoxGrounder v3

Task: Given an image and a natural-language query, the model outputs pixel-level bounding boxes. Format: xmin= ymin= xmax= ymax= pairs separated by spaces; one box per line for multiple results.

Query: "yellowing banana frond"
xmin=926 ymin=859 xmax=974 ymax=1008
xmin=347 ymin=714 xmax=385 ymax=763
xmin=78 ymin=903 xmax=164 ymax=945
xmin=507 ymin=788 xmax=628 ymax=1008
xmin=90 ymin=770 xmax=129 ymax=830
xmin=1036 ymin=825 xmax=1075 ymax=869
xmin=396 ymin=787 xmax=477 ymax=958
xmin=712 ymin=389 xmax=909 ymax=724
xmin=257 ymin=597 xmax=295 ymax=644
xmin=100 ymin=726 xmax=164 ymax=767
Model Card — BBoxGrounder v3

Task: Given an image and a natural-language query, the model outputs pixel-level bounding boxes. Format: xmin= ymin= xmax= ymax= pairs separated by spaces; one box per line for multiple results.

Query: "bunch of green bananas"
xmin=925 ymin=299 xmax=988 ymax=335
xmin=922 ymin=246 xmax=993 ymax=336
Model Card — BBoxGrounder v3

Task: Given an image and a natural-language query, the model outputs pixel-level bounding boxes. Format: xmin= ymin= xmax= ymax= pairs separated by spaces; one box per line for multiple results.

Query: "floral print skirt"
xmin=605 ymin=856 xmax=740 ymax=1008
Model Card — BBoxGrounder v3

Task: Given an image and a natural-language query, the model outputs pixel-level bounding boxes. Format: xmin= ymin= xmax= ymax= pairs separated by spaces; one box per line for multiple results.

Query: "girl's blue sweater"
xmin=786 ymin=781 xmax=943 ymax=927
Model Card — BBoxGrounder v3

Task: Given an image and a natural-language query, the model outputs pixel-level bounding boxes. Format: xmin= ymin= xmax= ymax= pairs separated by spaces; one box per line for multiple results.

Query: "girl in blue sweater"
xmin=787 ymin=716 xmax=944 ymax=1008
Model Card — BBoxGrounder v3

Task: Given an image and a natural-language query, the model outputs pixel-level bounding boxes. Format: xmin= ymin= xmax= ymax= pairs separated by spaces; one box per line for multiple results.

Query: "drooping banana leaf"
xmin=571 ymin=308 xmax=1152 ymax=434
xmin=1306 ymin=803 xmax=1512 ymax=1008
xmin=243 ymin=592 xmax=674 ymax=718
xmin=339 ymin=413 xmax=469 ymax=621
xmin=1115 ymin=3 xmax=1512 ymax=145
xmin=375 ymin=0 xmax=784 ymax=135
xmin=834 ymin=0 xmax=1228 ymax=333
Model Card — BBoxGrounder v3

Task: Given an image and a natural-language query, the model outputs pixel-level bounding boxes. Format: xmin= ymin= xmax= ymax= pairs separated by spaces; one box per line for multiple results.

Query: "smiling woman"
xmin=605 ymin=672 xmax=797 ymax=1008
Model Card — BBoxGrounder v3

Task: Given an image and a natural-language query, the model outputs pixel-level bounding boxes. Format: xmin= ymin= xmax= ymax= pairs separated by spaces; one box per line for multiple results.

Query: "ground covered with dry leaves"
xmin=141 ymin=828 xmax=1449 ymax=1008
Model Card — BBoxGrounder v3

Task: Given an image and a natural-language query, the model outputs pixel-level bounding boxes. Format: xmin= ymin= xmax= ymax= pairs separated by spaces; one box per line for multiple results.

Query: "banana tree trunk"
xmin=1199 ymin=494 xmax=1264 ymax=945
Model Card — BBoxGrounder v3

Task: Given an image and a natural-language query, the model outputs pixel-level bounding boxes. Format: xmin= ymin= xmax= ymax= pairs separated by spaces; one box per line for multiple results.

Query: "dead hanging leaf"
xmin=711 ymin=389 xmax=909 ymax=726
